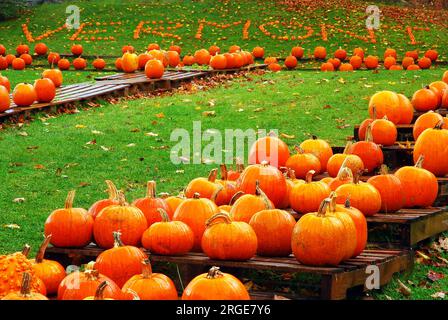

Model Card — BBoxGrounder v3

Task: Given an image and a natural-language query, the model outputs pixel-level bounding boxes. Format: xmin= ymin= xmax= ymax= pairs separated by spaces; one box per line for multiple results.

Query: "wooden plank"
xmin=410 ymin=209 xmax=448 ymax=245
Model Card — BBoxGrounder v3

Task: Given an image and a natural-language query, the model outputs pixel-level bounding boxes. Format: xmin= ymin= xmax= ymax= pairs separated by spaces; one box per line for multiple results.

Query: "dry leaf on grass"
xmin=12 ymin=198 xmax=25 ymax=203
xmin=397 ymin=279 xmax=411 ymax=297
xmin=3 ymin=224 xmax=20 ymax=229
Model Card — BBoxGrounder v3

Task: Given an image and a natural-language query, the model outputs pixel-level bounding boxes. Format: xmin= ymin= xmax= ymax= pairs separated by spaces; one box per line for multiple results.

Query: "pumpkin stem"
xmin=21 ymin=244 xmax=31 ymax=257
xmin=126 ymin=289 xmax=140 ymax=300
xmin=208 ymin=168 xmax=218 ymax=183
xmin=344 ymin=196 xmax=352 ymax=209
xmin=220 ymin=164 xmax=228 ymax=180
xmin=434 ymin=120 xmax=444 ymax=130
xmin=193 ymin=192 xmax=201 ymax=199
xmin=312 ymin=135 xmax=318 ymax=140
xmin=206 ymin=266 xmax=223 ymax=279
xmin=159 ymin=192 xmax=170 ymax=199
xmin=113 ymin=231 xmax=124 ymax=247
xmin=206 ymin=212 xmax=232 ymax=227
xmin=146 ymin=180 xmax=156 ymax=199
xmin=35 ymin=235 xmax=52 ymax=263
xmin=379 ymin=164 xmax=390 ymax=175
xmin=286 ymin=168 xmax=297 ymax=180
xmin=20 ymin=272 xmax=32 ymax=297
xmin=316 ymin=199 xmax=331 ymax=217
xmin=415 ymin=155 xmax=425 ymax=168
xmin=336 ymin=166 xmax=353 ymax=181
xmin=353 ymin=170 xmax=363 ymax=184
xmin=141 ymin=259 xmax=153 ymax=279
xmin=328 ymin=192 xmax=337 ymax=212
xmin=84 ymin=261 xmax=99 ymax=280
xmin=157 ymin=208 xmax=171 ymax=222
xmin=64 ymin=190 xmax=76 ymax=210
xmin=105 ymin=180 xmax=118 ymax=201
xmin=267 ymin=130 xmax=277 ymax=137
xmin=371 ymin=104 xmax=377 ymax=120
xmin=94 ymin=281 xmax=109 ymax=300
xmin=294 ymin=145 xmax=304 ymax=154
xmin=255 ymin=180 xmax=273 ymax=210
xmin=229 ymin=191 xmax=244 ymax=205
xmin=305 ymin=170 xmax=316 ymax=183
xmin=117 ymin=191 xmax=128 ymax=206
xmin=364 ymin=124 xmax=374 ymax=142
xmin=342 ymin=141 xmax=353 ymax=154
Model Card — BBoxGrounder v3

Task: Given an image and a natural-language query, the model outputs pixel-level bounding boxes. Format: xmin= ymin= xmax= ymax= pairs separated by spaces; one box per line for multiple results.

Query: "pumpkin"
xmin=1 ymin=273 xmax=48 ymax=300
xmin=210 ymin=54 xmax=227 ymax=70
xmin=414 ymin=121 xmax=448 ymax=176
xmin=42 ymin=68 xmax=63 ymax=87
xmin=443 ymin=70 xmax=448 ymax=83
xmin=229 ymin=45 xmax=241 ymax=53
xmin=137 ymin=53 xmax=153 ymax=70
xmin=92 ymin=58 xmax=106 ymax=70
xmin=405 ymin=50 xmax=419 ymax=60
xmin=425 ymin=49 xmax=438 ymax=61
xmin=13 ymin=83 xmax=36 ymax=106
xmin=370 ymin=116 xmax=397 ymax=146
xmin=334 ymin=48 xmax=347 ymax=61
xmin=115 ymin=57 xmax=123 ymax=70
xmin=88 ymin=180 xmax=120 ymax=219
xmin=57 ymin=58 xmax=70 ymax=70
xmin=412 ymin=86 xmax=439 ymax=112
xmin=349 ymin=55 xmax=362 ymax=69
xmin=0 ymin=75 xmax=10 ymax=92
xmin=121 ymin=45 xmax=135 ymax=54
xmin=44 ymin=190 xmax=93 ymax=247
xmin=314 ymin=46 xmax=327 ymax=59
xmin=339 ymin=63 xmax=354 ymax=71
xmin=16 ymin=44 xmax=29 ymax=55
xmin=236 ymin=161 xmax=287 ymax=207
xmin=162 ymin=193 xmax=185 ymax=215
xmin=147 ymin=43 xmax=160 ymax=51
xmin=47 ymin=52 xmax=61 ymax=65
xmin=248 ymin=131 xmax=290 ymax=168
xmin=0 ymin=246 xmax=43 ymax=298
xmin=364 ymin=55 xmax=379 ymax=69
xmin=34 ymin=78 xmax=56 ymax=103
xmin=397 ymin=94 xmax=414 ymax=124
xmin=289 ymin=170 xmax=331 ymax=214
xmin=173 ymin=193 xmax=219 ymax=251
xmin=165 ymin=51 xmax=180 ymax=67
xmin=120 ymin=52 xmax=138 ymax=73
xmin=202 ymin=212 xmax=257 ymax=260
xmin=169 ymin=45 xmax=181 ymax=54
xmin=0 ymin=44 xmax=5 ymax=55
xmin=279 ymin=168 xmax=305 ymax=208
xmin=413 ymin=111 xmax=446 ymax=140
xmin=384 ymin=48 xmax=397 ymax=59
xmin=0 ymin=86 xmax=10 ymax=112
xmin=367 ymin=165 xmax=404 ymax=212
xmin=429 ymin=81 xmax=448 ymax=103
xmin=0 ymin=56 xmax=8 ymax=70
xmin=264 ymin=57 xmax=277 ymax=65
xmin=5 ymin=54 xmax=15 ymax=65
xmin=252 ymin=46 xmax=264 ymax=58
xmin=291 ymin=199 xmax=347 ymax=266
xmin=407 ymin=64 xmax=420 ymax=71
xmin=418 ymin=57 xmax=432 ymax=69
xmin=214 ymin=164 xmax=238 ymax=206
xmin=335 ymin=170 xmax=382 ymax=216
xmin=284 ymin=55 xmax=298 ymax=69
xmin=145 ymin=59 xmax=164 ymax=79
xmin=285 ymin=145 xmax=321 ymax=179
xmin=94 ymin=191 xmax=148 ymax=249
xmin=182 ymin=266 xmax=249 ymax=300
xmin=389 ymin=64 xmax=403 ymax=70
xmin=353 ymin=47 xmax=365 ymax=59
xmin=12 ymin=58 xmax=26 ymax=70
xmin=73 ymin=57 xmax=87 ymax=70
xmin=95 ymin=231 xmax=147 ymax=288
xmin=30 ymin=235 xmax=66 ymax=295
xmin=395 ymin=155 xmax=438 ymax=208
xmin=34 ymin=43 xmax=48 ymax=56
xmin=83 ymin=281 xmax=114 ymax=300
xmin=183 ymin=55 xmax=195 ymax=66
xmin=291 ymin=46 xmax=304 ymax=59
xmin=299 ymin=135 xmax=333 ymax=171
xmin=132 ymin=180 xmax=171 ymax=226
xmin=230 ymin=181 xmax=273 ymax=222
xmin=328 ymin=165 xmax=353 ymax=191
xmin=122 ymin=259 xmax=177 ymax=300
xmin=328 ymin=58 xmax=341 ymax=69
xmin=58 ymin=262 xmax=122 ymax=300
xmin=368 ymin=90 xmax=401 ymax=124
xmin=20 ymin=54 xmax=32 ymax=65
xmin=326 ymin=141 xmax=364 ymax=177
xmin=268 ymin=63 xmax=282 ymax=72
xmin=321 ymin=62 xmax=335 ymax=71
xmin=141 ymin=208 xmax=194 ymax=255
xmin=249 ymin=209 xmax=296 ymax=257
xmin=384 ymin=56 xmax=396 ymax=70
xmin=185 ymin=168 xmax=221 ymax=200
xmin=402 ymin=56 xmax=414 ymax=69
xmin=71 ymin=44 xmax=83 ymax=56
xmin=348 ymin=125 xmax=383 ymax=173
xmin=227 ymin=160 xmax=244 ymax=181
xmin=194 ymin=49 xmax=211 ymax=65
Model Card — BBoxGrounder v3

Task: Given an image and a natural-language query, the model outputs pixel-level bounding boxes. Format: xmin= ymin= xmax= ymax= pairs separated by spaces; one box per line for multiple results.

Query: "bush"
xmin=0 ymin=0 xmax=26 ymax=21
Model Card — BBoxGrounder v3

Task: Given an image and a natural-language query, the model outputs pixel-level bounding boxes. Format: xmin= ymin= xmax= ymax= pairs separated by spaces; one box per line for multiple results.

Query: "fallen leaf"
xmin=280 ymin=133 xmax=295 ymax=139
xmin=86 ymin=139 xmax=96 ymax=145
xmin=12 ymin=198 xmax=25 ymax=203
xmin=18 ymin=131 xmax=28 ymax=137
xmin=431 ymin=292 xmax=446 ymax=299
xmin=202 ymin=111 xmax=216 ymax=117
xmin=397 ymin=279 xmax=411 ymax=297
xmin=145 ymin=132 xmax=159 ymax=137
xmin=34 ymin=164 xmax=45 ymax=170
xmin=427 ymin=270 xmax=445 ymax=282
xmin=100 ymin=146 xmax=110 ymax=151
xmin=3 ymin=224 xmax=20 ymax=229
xmin=79 ymin=182 xmax=90 ymax=187
xmin=274 ymin=295 xmax=290 ymax=300
xmin=75 ymin=124 xmax=86 ymax=129
xmin=155 ymin=112 xmax=165 ymax=118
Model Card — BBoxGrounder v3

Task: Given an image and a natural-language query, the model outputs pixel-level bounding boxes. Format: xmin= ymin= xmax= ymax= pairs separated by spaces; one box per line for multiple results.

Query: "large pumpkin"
xmin=413 ymin=111 xmax=446 ymax=140
xmin=368 ymin=91 xmax=401 ymax=124
xmin=248 ymin=132 xmax=290 ymax=168
xmin=12 ymin=83 xmax=36 ymax=107
xmin=1 ymin=273 xmax=48 ymax=301
xmin=122 ymin=259 xmax=178 ymax=300
xmin=230 ymin=181 xmax=273 ymax=223
xmin=249 ymin=209 xmax=296 ymax=256
xmin=184 ymin=168 xmax=221 ymax=200
xmin=182 ymin=266 xmax=249 ymax=300
xmin=44 ymin=190 xmax=93 ymax=247
xmin=42 ymin=68 xmax=63 ymax=87
xmin=236 ymin=161 xmax=287 ymax=207
xmin=88 ymin=180 xmax=120 ymax=219
xmin=335 ymin=170 xmax=382 ymax=216
xmin=291 ymin=199 xmax=348 ymax=266
xmin=132 ymin=180 xmax=171 ymax=226
xmin=397 ymin=94 xmax=414 ymax=125
xmin=285 ymin=146 xmax=321 ymax=179
xmin=348 ymin=125 xmax=384 ymax=173
xmin=173 ymin=193 xmax=219 ymax=251
xmin=395 ymin=155 xmax=438 ymax=208
xmin=145 ymin=59 xmax=164 ymax=79
xmin=299 ymin=135 xmax=333 ymax=171
xmin=370 ymin=116 xmax=397 ymax=146
xmin=141 ymin=208 xmax=194 ymax=255
xmin=411 ymin=86 xmax=439 ymax=112
xmin=201 ymin=213 xmax=257 ymax=260
xmin=326 ymin=141 xmax=364 ymax=177
xmin=413 ymin=121 xmax=448 ymax=176
xmin=93 ymin=192 xmax=148 ymax=249
xmin=34 ymin=78 xmax=56 ymax=103
xmin=121 ymin=52 xmax=139 ymax=73
xmin=30 ymin=235 xmax=66 ymax=295
xmin=289 ymin=170 xmax=331 ymax=213
xmin=367 ymin=165 xmax=404 ymax=212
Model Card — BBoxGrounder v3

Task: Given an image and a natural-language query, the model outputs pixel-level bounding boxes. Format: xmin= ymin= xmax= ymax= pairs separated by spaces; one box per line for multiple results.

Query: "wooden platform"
xmin=45 ymin=246 xmax=412 ymax=300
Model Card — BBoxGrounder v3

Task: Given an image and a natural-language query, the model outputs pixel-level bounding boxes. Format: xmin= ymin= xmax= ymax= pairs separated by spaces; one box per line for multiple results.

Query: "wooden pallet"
xmin=0 ymin=82 xmax=130 ymax=120
xmin=45 ymin=246 xmax=412 ymax=300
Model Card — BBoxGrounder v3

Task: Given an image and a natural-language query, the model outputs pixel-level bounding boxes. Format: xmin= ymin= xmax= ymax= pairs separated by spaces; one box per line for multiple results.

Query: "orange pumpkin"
xmin=12 ymin=58 xmax=26 ymax=70
xmin=368 ymin=90 xmax=401 ymax=124
xmin=284 ymin=55 xmax=297 ymax=69
xmin=230 ymin=181 xmax=273 ymax=223
xmin=34 ymin=43 xmax=48 ymax=56
xmin=321 ymin=62 xmax=335 ymax=71
xmin=395 ymin=155 xmax=438 ymax=208
xmin=121 ymin=52 xmax=138 ymax=73
xmin=182 ymin=266 xmax=249 ymax=300
xmin=71 ymin=44 xmax=83 ymax=56
xmin=299 ymin=135 xmax=333 ymax=171
xmin=349 ymin=55 xmax=362 ymax=69
xmin=425 ymin=49 xmax=438 ymax=61
xmin=16 ymin=44 xmax=30 ymax=55
xmin=249 ymin=209 xmax=296 ymax=256
xmin=169 ymin=45 xmax=181 ymax=54
xmin=384 ymin=48 xmax=397 ymax=59
xmin=83 ymin=281 xmax=114 ymax=300
xmin=285 ymin=145 xmax=321 ymax=179
xmin=248 ymin=132 xmax=290 ymax=168
xmin=0 ymin=86 xmax=10 ymax=112
xmin=384 ymin=56 xmax=396 ymax=70
xmin=353 ymin=47 xmax=365 ymax=59
xmin=402 ymin=56 xmax=414 ymax=69
xmin=194 ymin=49 xmax=211 ymax=65
xmin=167 ymin=50 xmax=180 ymax=67
xmin=418 ymin=57 xmax=432 ymax=69
xmin=348 ymin=125 xmax=383 ymax=173
xmin=202 ymin=212 xmax=257 ymax=260
xmin=93 ymin=58 xmax=106 ymax=70
xmin=122 ymin=259 xmax=178 ymax=300
xmin=214 ymin=164 xmax=238 ymax=206
xmin=210 ymin=54 xmax=227 ymax=70
xmin=132 ymin=180 xmax=171 ymax=226
xmin=185 ymin=168 xmax=221 ymax=200
xmin=328 ymin=166 xmax=353 ymax=191
xmin=145 ymin=59 xmax=164 ymax=79
xmin=1 ymin=273 xmax=48 ymax=301
xmin=367 ymin=165 xmax=404 ymax=212
xmin=115 ymin=57 xmax=123 ymax=70
xmin=47 ymin=52 xmax=61 ymax=65
xmin=57 ymin=58 xmax=70 ymax=71
xmin=252 ymin=46 xmax=264 ymax=58
xmin=370 ymin=116 xmax=397 ymax=146
xmin=334 ymin=48 xmax=347 ymax=61
xmin=147 ymin=43 xmax=160 ymax=51
xmin=326 ymin=141 xmax=364 ymax=177
xmin=405 ymin=50 xmax=419 ymax=60
xmin=289 ymin=170 xmax=331 ymax=214
xmin=407 ymin=64 xmax=421 ymax=71
xmin=314 ymin=46 xmax=327 ymax=59
xmin=34 ymin=78 xmax=56 ymax=103
xmin=339 ymin=63 xmax=354 ymax=71
xmin=42 ymin=68 xmax=63 ymax=87
xmin=412 ymin=86 xmax=439 ymax=112
xmin=229 ymin=45 xmax=241 ymax=53
xmin=20 ymin=54 xmax=32 ymax=65
xmin=268 ymin=62 xmax=282 ymax=72
xmin=327 ymin=58 xmax=341 ymax=69
xmin=182 ymin=55 xmax=195 ymax=66
xmin=264 ymin=57 xmax=277 ymax=65
xmin=364 ymin=55 xmax=379 ymax=69
xmin=397 ymin=94 xmax=414 ymax=125
xmin=413 ymin=111 xmax=445 ymax=140
xmin=88 ymin=180 xmax=120 ymax=219
xmin=73 ymin=57 xmax=87 ymax=70
xmin=291 ymin=46 xmax=304 ymax=59
xmin=0 ymin=56 xmax=8 ymax=70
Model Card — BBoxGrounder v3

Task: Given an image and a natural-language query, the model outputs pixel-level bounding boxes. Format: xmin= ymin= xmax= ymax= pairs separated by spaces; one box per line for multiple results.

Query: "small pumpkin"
xmin=71 ymin=44 xmax=83 ymax=56
xmin=285 ymin=145 xmax=321 ymax=179
xmin=326 ymin=141 xmax=364 ymax=177
xmin=413 ymin=111 xmax=446 ymax=140
xmin=88 ymin=180 xmax=120 ymax=219
xmin=0 ymin=75 xmax=11 ymax=92
xmin=279 ymin=168 xmax=305 ymax=208
xmin=12 ymin=83 xmax=37 ymax=107
xmin=34 ymin=78 xmax=56 ymax=103
xmin=182 ymin=266 xmax=249 ymax=300
xmin=411 ymin=86 xmax=439 ymax=112
xmin=227 ymin=159 xmax=244 ymax=181
xmin=44 ymin=190 xmax=93 ymax=248
xmin=47 ymin=52 xmax=61 ymax=65
xmin=132 ymin=180 xmax=171 ymax=226
xmin=92 ymin=58 xmax=106 ymax=70
xmin=145 ymin=59 xmax=164 ymax=79
xmin=314 ymin=46 xmax=327 ymax=59
xmin=141 ymin=208 xmax=194 ymax=255
xmin=367 ymin=165 xmax=404 ymax=212
xmin=73 ymin=57 xmax=87 ymax=70
xmin=289 ymin=170 xmax=331 ymax=214
xmin=122 ymin=259 xmax=178 ymax=300
xmin=121 ymin=52 xmax=139 ymax=73
xmin=230 ymin=181 xmax=273 ymax=223
xmin=248 ymin=131 xmax=290 ymax=168
xmin=42 ymin=68 xmax=63 ymax=87
xmin=1 ymin=273 xmax=48 ymax=300
xmin=348 ymin=125 xmax=384 ymax=173
xmin=370 ymin=116 xmax=397 ymax=146
xmin=201 ymin=212 xmax=257 ymax=260
xmin=57 ymin=58 xmax=70 ymax=70
xmin=185 ymin=168 xmax=221 ymax=200
xmin=162 ymin=193 xmax=185 ymax=215
xmin=214 ymin=164 xmax=238 ymax=206
xmin=368 ymin=90 xmax=401 ymax=124
xmin=299 ymin=135 xmax=333 ymax=172
xmin=397 ymin=94 xmax=414 ymax=125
